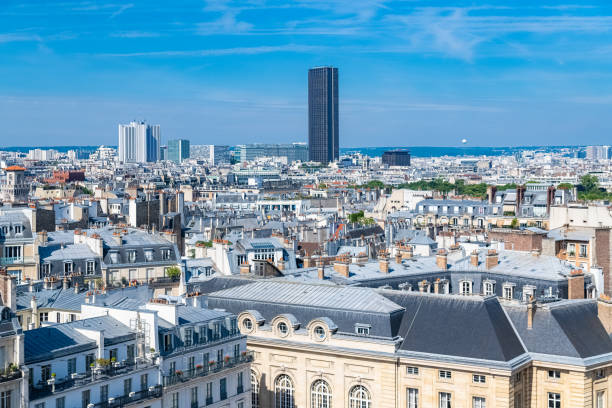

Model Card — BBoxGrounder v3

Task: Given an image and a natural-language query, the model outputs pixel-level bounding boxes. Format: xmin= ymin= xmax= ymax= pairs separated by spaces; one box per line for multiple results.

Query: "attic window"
xmin=355 ymin=325 xmax=370 ymax=336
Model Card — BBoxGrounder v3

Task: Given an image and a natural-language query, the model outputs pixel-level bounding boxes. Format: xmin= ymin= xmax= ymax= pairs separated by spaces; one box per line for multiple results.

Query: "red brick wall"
xmin=488 ymin=231 xmax=543 ymax=252
xmin=596 ymin=228 xmax=611 ymax=296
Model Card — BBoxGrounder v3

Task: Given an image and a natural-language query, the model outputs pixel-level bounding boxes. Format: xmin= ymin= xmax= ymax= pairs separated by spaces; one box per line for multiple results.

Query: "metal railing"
xmin=0 ymin=256 xmax=35 ymax=265
xmin=162 ymin=352 xmax=253 ymax=387
xmin=30 ymin=361 xmax=154 ymax=400
xmin=91 ymin=385 xmax=162 ymax=408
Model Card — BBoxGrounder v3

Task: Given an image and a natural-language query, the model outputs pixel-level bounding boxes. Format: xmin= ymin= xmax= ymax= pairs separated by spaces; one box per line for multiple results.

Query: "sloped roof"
xmin=383 ymin=291 xmax=526 ymax=362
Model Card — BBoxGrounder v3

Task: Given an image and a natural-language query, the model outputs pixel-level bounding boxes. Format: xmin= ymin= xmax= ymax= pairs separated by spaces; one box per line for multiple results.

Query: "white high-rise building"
xmin=118 ymin=121 xmax=161 ymax=163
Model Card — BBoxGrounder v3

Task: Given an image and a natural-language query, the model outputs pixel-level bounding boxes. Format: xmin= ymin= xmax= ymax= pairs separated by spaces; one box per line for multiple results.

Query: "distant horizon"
xmin=3 ymin=2 xmax=612 ymax=146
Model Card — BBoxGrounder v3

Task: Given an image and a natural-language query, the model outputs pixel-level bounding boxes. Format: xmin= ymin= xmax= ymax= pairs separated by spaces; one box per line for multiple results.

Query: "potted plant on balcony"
xmin=195 ymin=364 xmax=203 ymax=371
xmin=175 ymin=370 xmax=183 ymax=377
xmin=209 ymin=360 xmax=215 ymax=368
xmin=224 ymin=355 xmax=230 ymax=364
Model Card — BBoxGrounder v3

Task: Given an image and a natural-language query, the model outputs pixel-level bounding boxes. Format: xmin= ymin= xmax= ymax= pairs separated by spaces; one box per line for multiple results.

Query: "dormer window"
xmin=86 ymin=260 xmax=95 ymax=275
xmin=109 ymin=251 xmax=119 ymax=264
xmin=41 ymin=263 xmax=50 ymax=276
xmin=460 ymin=280 xmax=472 ymax=295
xmin=355 ymin=324 xmax=371 ymax=336
xmin=64 ymin=261 xmax=73 ymax=274
xmin=14 ymin=225 xmax=22 ymax=234
xmin=483 ymin=281 xmax=495 ymax=296
xmin=161 ymin=249 xmax=171 ymax=260
xmin=503 ymin=283 xmax=515 ymax=300
xmin=184 ymin=328 xmax=193 ymax=347
xmin=144 ymin=249 xmax=154 ymax=262
xmin=127 ymin=250 xmax=137 ymax=263
xmin=0 ymin=226 xmax=7 ymax=236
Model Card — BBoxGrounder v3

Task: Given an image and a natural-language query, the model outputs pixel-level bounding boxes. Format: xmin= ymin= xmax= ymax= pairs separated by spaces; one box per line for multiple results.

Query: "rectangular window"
xmin=238 ymin=371 xmax=244 ymax=393
xmin=162 ymin=249 xmax=171 ymax=260
xmin=217 ymin=349 xmax=223 ymax=363
xmin=55 ymin=396 xmax=64 ymax=408
xmin=191 ymin=387 xmax=198 ymax=407
xmin=140 ymin=374 xmax=148 ymax=391
xmin=548 ymin=370 xmax=561 ymax=379
xmin=86 ymin=260 xmax=95 ymax=275
xmin=473 ymin=374 xmax=486 ymax=384
xmin=144 ymin=250 xmax=154 ymax=262
xmin=234 ymin=344 xmax=240 ymax=358
xmin=473 ymin=396 xmax=486 ymax=408
xmin=41 ymin=365 xmax=51 ymax=381
xmin=439 ymin=370 xmax=452 ymax=379
xmin=64 ymin=262 xmax=73 ymax=273
xmin=67 ymin=358 xmax=76 ymax=375
xmin=356 ymin=325 xmax=370 ymax=335
xmin=579 ymin=244 xmax=587 ymax=258
xmin=206 ymin=382 xmax=213 ymax=402
xmin=128 ymin=250 xmax=137 ymax=263
xmin=407 ymin=388 xmax=418 ymax=408
xmin=85 ymin=354 xmax=95 ymax=374
xmin=184 ymin=328 xmax=193 ymax=347
xmin=188 ymin=356 xmax=195 ymax=371
xmin=124 ymin=378 xmax=132 ymax=395
xmin=40 ymin=312 xmax=49 ymax=322
xmin=548 ymin=392 xmax=561 ymax=408
xmin=406 ymin=366 xmax=419 ymax=375
xmin=514 ymin=392 xmax=522 ymax=408
xmin=81 ymin=390 xmax=90 ymax=408
xmin=200 ymin=326 xmax=208 ymax=343
xmin=220 ymin=377 xmax=227 ymax=400
xmin=99 ymin=385 xmax=108 ymax=404
xmin=164 ymin=334 xmax=172 ymax=351
xmin=0 ymin=391 xmax=10 ymax=408
xmin=596 ymin=369 xmax=606 ymax=379
xmin=41 ymin=263 xmax=50 ymax=276
xmin=504 ymin=285 xmax=514 ymax=300
xmin=127 ymin=344 xmax=135 ymax=362
xmin=439 ymin=392 xmax=451 ymax=408
xmin=109 ymin=348 xmax=118 ymax=362
xmin=597 ymin=391 xmax=605 ymax=408
xmin=171 ymin=392 xmax=179 ymax=408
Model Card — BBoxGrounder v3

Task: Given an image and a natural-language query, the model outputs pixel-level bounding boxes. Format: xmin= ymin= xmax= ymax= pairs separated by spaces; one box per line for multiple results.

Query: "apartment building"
xmin=205 ymin=279 xmax=612 ymax=408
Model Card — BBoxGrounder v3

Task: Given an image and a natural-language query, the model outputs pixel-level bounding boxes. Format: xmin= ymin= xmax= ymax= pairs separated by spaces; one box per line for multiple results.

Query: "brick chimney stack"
xmin=485 ymin=249 xmax=499 ymax=269
xmin=317 ymin=259 xmax=326 ymax=280
xmin=436 ymin=250 xmax=448 ymax=270
xmin=568 ymin=269 xmax=585 ymax=299
xmin=303 ymin=255 xmax=312 ymax=268
xmin=379 ymin=254 xmax=390 ymax=274
xmin=598 ymin=296 xmax=612 ymax=335
xmin=240 ymin=263 xmax=251 ymax=275
xmin=527 ymin=295 xmax=536 ymax=330
xmin=333 ymin=255 xmax=350 ymax=277
xmin=470 ymin=250 xmax=479 ymax=267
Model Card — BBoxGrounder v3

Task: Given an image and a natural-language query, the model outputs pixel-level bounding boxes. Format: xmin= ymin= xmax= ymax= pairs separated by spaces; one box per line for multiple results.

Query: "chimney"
xmin=62 ymin=276 xmax=70 ymax=290
xmin=418 ymin=280 xmax=427 ymax=293
xmin=74 ymin=283 xmax=79 ymax=294
xmin=598 ymin=296 xmax=612 ymax=335
xmin=516 ymin=185 xmax=526 ymax=215
xmin=379 ymin=256 xmax=390 ymax=274
xmin=485 ymin=249 xmax=498 ymax=269
xmin=277 ymin=258 xmax=285 ymax=271
xmin=470 ymin=251 xmax=479 ymax=267
xmin=0 ymin=268 xmax=16 ymax=311
xmin=333 ymin=257 xmax=349 ymax=277
xmin=527 ymin=296 xmax=536 ymax=329
xmin=402 ymin=246 xmax=413 ymax=260
xmin=568 ymin=269 xmax=585 ymax=300
xmin=28 ymin=280 xmax=35 ymax=293
xmin=317 ymin=261 xmax=325 ymax=280
xmin=39 ymin=230 xmax=48 ymax=246
xmin=434 ymin=278 xmax=440 ymax=294
xmin=436 ymin=250 xmax=448 ymax=270
xmin=303 ymin=255 xmax=312 ymax=268
xmin=240 ymin=263 xmax=251 ymax=275
xmin=394 ymin=251 xmax=402 ymax=264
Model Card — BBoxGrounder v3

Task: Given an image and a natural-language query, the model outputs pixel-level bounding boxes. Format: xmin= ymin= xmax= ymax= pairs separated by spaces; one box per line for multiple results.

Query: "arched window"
xmin=349 ymin=385 xmax=371 ymax=408
xmin=275 ymin=374 xmax=294 ymax=408
xmin=251 ymin=371 xmax=260 ymax=408
xmin=311 ymin=379 xmax=332 ymax=408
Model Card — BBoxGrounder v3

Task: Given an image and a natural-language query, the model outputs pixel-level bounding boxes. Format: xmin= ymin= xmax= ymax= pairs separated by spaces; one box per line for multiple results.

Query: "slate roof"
xmin=504 ymin=300 xmax=612 ymax=359
xmin=24 ymin=316 xmax=133 ymax=364
xmin=383 ymin=291 xmax=525 ymax=362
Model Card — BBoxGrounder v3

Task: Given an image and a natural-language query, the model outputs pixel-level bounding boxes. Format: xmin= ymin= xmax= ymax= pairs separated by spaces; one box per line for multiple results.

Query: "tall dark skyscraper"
xmin=308 ymin=66 xmax=339 ymax=163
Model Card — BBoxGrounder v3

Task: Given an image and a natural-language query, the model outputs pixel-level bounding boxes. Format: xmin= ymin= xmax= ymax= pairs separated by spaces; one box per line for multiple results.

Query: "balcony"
xmin=162 ymin=352 xmax=253 ymax=387
xmin=90 ymin=385 xmax=162 ymax=408
xmin=30 ymin=360 xmax=155 ymax=400
xmin=0 ymin=256 xmax=35 ymax=266
xmin=0 ymin=369 xmax=21 ymax=384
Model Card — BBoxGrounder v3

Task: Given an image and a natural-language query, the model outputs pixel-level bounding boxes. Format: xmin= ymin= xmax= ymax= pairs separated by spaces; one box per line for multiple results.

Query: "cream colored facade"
xmin=240 ymin=312 xmax=612 ymax=408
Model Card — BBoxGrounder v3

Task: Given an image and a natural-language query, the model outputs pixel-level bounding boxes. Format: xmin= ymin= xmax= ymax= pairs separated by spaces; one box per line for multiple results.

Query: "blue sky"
xmin=2 ymin=1 xmax=612 ymax=147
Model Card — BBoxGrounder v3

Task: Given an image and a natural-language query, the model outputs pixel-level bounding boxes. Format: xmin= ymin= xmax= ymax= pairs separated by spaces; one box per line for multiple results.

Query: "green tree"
xmin=348 ymin=211 xmax=364 ymax=224
xmin=510 ymin=218 xmax=519 ymax=229
xmin=557 ymin=183 xmax=573 ymax=190
xmin=166 ymin=266 xmax=181 ymax=280
xmin=580 ymin=174 xmax=599 ymax=193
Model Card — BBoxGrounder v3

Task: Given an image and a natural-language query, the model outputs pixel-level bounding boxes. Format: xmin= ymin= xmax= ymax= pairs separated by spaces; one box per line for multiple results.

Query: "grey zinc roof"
xmin=24 ymin=316 xmax=133 ymax=363
xmin=504 ymin=300 xmax=612 ymax=359
xmin=208 ymin=281 xmax=403 ymax=314
xmin=39 ymin=244 xmax=98 ymax=261
xmin=176 ymin=306 xmax=231 ymax=325
xmin=383 ymin=291 xmax=526 ymax=362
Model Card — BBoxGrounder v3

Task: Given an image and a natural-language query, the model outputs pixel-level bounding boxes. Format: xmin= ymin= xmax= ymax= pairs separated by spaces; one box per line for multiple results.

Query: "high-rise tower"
xmin=308 ymin=67 xmax=339 ymax=163
xmin=118 ymin=121 xmax=161 ymax=163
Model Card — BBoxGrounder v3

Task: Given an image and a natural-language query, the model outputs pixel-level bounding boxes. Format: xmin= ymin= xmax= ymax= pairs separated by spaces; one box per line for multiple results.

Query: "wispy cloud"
xmin=0 ymin=33 xmax=41 ymax=43
xmin=109 ymin=31 xmax=161 ymax=38
xmin=109 ymin=3 xmax=134 ymax=18
xmin=96 ymin=44 xmax=325 ymax=57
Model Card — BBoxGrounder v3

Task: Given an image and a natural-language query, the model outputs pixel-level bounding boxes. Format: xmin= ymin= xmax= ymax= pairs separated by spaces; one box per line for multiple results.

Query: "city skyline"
xmin=3 ymin=1 xmax=612 ymax=147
